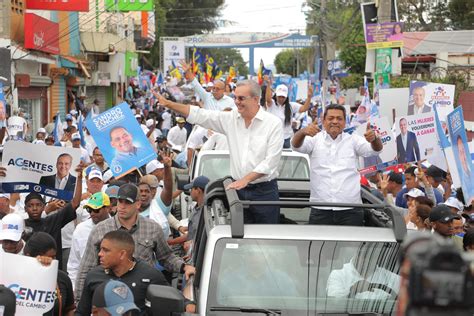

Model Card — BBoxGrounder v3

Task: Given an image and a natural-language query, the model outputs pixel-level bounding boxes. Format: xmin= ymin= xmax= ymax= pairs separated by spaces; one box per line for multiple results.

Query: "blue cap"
xmin=184 ymin=175 xmax=210 ymax=190
xmin=92 ymin=280 xmax=139 ymax=316
xmin=65 ymin=114 xmax=73 ymax=121
xmin=105 ymin=185 xmax=120 ymax=199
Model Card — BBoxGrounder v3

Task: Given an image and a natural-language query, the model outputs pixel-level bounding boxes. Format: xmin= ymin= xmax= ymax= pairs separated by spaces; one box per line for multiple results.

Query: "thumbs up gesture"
xmin=364 ymin=122 xmax=377 ymax=143
xmin=304 ymin=119 xmax=321 ymax=137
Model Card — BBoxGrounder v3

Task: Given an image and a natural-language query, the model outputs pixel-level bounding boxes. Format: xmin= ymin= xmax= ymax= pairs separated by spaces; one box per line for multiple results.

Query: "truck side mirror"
xmin=147 ymin=285 xmax=185 ymax=315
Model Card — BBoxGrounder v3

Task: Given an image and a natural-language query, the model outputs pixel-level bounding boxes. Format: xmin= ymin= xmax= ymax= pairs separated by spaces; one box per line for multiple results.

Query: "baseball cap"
xmin=117 ymin=183 xmax=139 ymax=203
xmin=0 ymin=213 xmax=25 ymax=241
xmin=426 ymin=165 xmax=446 ymax=182
xmin=86 ymin=192 xmax=110 ymax=210
xmin=70 ymin=109 xmax=78 ymax=116
xmin=25 ymin=192 xmax=44 ymax=205
xmin=207 ymin=82 xmax=214 ymax=88
xmin=443 ymin=197 xmax=464 ymax=212
xmin=146 ymin=160 xmax=164 ymax=174
xmin=37 ymin=127 xmax=47 ymax=134
xmin=429 ymin=204 xmax=461 ymax=223
xmin=65 ymin=114 xmax=73 ymax=121
xmin=134 ymin=114 xmax=142 ymax=119
xmin=275 ymin=84 xmax=288 ymax=98
xmin=184 ymin=175 xmax=210 ymax=190
xmin=92 ymin=280 xmax=139 ymax=316
xmin=403 ymin=188 xmax=425 ymax=199
xmin=0 ymin=193 xmax=10 ymax=199
xmin=103 ymin=169 xmax=114 ymax=183
xmin=155 ymin=136 xmax=167 ymax=143
xmin=71 ymin=132 xmax=81 ymax=141
xmin=0 ymin=285 xmax=16 ymax=316
xmin=105 ymin=185 xmax=120 ymax=199
xmin=146 ymin=119 xmax=155 ymax=128
xmin=140 ymin=175 xmax=160 ymax=188
xmin=202 ymin=83 xmax=208 ymax=88
xmin=388 ymin=172 xmax=403 ymax=185
xmin=176 ymin=117 xmax=185 ymax=123
xmin=88 ymin=169 xmax=103 ymax=181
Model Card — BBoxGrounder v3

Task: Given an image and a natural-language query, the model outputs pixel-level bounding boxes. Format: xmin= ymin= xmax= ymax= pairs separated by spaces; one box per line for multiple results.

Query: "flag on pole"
xmin=78 ymin=111 xmax=86 ymax=148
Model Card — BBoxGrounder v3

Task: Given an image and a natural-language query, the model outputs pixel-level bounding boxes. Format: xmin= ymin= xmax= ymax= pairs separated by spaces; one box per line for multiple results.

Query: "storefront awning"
xmin=60 ymin=55 xmax=91 ymax=79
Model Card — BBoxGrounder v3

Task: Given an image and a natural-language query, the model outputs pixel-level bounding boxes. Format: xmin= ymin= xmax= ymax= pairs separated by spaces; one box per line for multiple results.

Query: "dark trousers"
xmin=309 ymin=208 xmax=364 ymax=226
xmin=236 ymin=179 xmax=280 ymax=224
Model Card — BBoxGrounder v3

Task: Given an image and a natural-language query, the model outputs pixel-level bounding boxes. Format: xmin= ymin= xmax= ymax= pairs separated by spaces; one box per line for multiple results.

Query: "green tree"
xmin=199 ymin=48 xmax=249 ymax=77
xmin=274 ymin=49 xmax=310 ymax=76
xmin=398 ymin=0 xmax=452 ymax=31
xmin=449 ymin=0 xmax=474 ymax=30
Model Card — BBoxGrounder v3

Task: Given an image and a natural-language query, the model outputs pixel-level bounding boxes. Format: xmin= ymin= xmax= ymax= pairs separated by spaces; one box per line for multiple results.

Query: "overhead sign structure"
xmin=24 ymin=13 xmax=59 ymax=55
xmin=26 ymin=0 xmax=89 ymax=11
xmin=105 ymin=0 xmax=153 ymax=11
xmin=162 ymin=39 xmax=186 ymax=73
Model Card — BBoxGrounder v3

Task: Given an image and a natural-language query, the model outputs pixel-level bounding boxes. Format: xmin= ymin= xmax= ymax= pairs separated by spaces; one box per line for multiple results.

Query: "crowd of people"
xmin=0 ymin=61 xmax=473 ymax=315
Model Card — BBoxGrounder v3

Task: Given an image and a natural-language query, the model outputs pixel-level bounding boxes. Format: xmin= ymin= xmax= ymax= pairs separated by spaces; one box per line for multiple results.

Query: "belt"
xmin=245 ymin=179 xmax=276 ymax=189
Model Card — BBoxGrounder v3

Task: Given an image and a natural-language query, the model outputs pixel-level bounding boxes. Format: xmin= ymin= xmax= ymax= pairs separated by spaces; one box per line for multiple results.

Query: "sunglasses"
xmin=85 ymin=206 xmax=102 ymax=214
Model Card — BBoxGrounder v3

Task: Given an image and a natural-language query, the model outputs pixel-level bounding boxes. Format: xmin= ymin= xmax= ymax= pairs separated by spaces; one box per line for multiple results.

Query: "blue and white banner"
xmin=408 ymin=81 xmax=455 ymax=121
xmin=1 ymin=142 xmax=81 ymax=200
xmin=85 ymin=102 xmax=155 ymax=177
xmin=0 ymin=252 xmax=58 ymax=316
xmin=447 ymin=106 xmax=474 ymax=204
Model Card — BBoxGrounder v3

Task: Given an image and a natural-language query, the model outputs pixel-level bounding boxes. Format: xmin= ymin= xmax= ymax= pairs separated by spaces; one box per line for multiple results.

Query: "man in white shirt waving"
xmin=152 ymin=80 xmax=283 ymax=224
xmin=292 ymin=104 xmax=383 ymax=226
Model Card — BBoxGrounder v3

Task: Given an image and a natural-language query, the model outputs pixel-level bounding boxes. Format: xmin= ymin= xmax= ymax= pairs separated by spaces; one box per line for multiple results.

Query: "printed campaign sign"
xmin=0 ymin=252 xmax=58 ymax=316
xmin=1 ymin=142 xmax=81 ymax=200
xmin=85 ymin=102 xmax=155 ymax=177
xmin=408 ymin=81 xmax=455 ymax=121
xmin=365 ymin=22 xmax=404 ymax=49
xmin=447 ymin=107 xmax=474 ymax=204
xmin=378 ymin=88 xmax=409 ymax=123
xmin=355 ymin=117 xmax=397 ymax=174
xmin=394 ymin=112 xmax=441 ymax=165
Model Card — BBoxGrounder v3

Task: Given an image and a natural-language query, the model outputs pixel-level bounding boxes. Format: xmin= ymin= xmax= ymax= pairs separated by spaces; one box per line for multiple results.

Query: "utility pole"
xmin=377 ymin=0 xmax=392 ymax=24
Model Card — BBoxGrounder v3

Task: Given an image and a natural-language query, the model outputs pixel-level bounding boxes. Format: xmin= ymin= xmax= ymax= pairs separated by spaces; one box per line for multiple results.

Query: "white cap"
xmin=444 ymin=197 xmax=464 ymax=212
xmin=102 ymin=169 xmax=113 ymax=183
xmin=0 ymin=214 xmax=25 ymax=242
xmin=202 ymin=83 xmax=208 ymax=88
xmin=70 ymin=109 xmax=78 ymax=116
xmin=404 ymin=188 xmax=425 ymax=199
xmin=71 ymin=123 xmax=78 ymax=129
xmin=146 ymin=159 xmax=164 ymax=174
xmin=71 ymin=132 xmax=81 ymax=141
xmin=88 ymin=169 xmax=103 ymax=181
xmin=207 ymin=82 xmax=214 ymax=87
xmin=146 ymin=119 xmax=155 ymax=128
xmin=0 ymin=193 xmax=10 ymax=199
xmin=37 ymin=128 xmax=46 ymax=134
xmin=275 ymin=84 xmax=288 ymax=98
xmin=33 ymin=139 xmax=46 ymax=145
xmin=135 ymin=114 xmax=142 ymax=119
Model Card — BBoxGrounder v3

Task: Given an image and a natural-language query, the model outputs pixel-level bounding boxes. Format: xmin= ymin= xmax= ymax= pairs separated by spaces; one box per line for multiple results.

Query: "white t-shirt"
xmin=161 ymin=112 xmax=172 ymax=130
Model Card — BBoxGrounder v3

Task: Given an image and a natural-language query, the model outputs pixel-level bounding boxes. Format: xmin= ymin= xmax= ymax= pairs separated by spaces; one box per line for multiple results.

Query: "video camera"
xmin=401 ymin=233 xmax=474 ymax=316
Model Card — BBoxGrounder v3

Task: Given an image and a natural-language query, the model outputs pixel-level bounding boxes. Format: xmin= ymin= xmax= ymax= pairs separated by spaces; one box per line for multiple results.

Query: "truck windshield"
xmin=198 ymin=154 xmax=310 ymax=181
xmin=207 ymin=238 xmax=401 ymax=315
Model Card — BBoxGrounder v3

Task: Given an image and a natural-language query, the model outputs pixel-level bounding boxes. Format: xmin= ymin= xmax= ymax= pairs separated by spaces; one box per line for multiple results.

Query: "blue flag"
xmin=434 ymin=102 xmax=450 ymax=149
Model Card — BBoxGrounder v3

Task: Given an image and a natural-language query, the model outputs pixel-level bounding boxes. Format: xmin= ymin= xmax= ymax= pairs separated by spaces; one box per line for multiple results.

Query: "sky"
xmin=215 ymin=0 xmax=307 ymax=72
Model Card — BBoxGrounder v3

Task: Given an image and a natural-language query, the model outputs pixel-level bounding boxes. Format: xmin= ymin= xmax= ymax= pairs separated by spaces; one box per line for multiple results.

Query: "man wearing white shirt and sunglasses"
xmin=153 ymin=79 xmax=283 ymax=224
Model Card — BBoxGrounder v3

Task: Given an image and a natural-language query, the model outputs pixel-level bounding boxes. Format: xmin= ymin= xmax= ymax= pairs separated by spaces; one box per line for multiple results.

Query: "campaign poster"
xmin=373 ymin=73 xmax=390 ymax=106
xmin=355 ymin=117 xmax=397 ymax=174
xmin=0 ymin=252 xmax=58 ymax=316
xmin=394 ymin=112 xmax=440 ymax=164
xmin=1 ymin=142 xmax=81 ymax=200
xmin=447 ymin=107 xmax=474 ymax=204
xmin=408 ymin=81 xmax=455 ymax=120
xmin=365 ymin=22 xmax=404 ymax=49
xmin=85 ymin=102 xmax=155 ymax=177
xmin=375 ymin=49 xmax=392 ymax=74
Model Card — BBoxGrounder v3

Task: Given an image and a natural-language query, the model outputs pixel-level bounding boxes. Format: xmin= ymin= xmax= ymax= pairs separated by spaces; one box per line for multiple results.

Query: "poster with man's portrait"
xmin=394 ymin=112 xmax=442 ymax=165
xmin=1 ymin=142 xmax=81 ymax=200
xmin=408 ymin=81 xmax=455 ymax=121
xmin=86 ymin=102 xmax=155 ymax=177
xmin=447 ymin=106 xmax=474 ymax=204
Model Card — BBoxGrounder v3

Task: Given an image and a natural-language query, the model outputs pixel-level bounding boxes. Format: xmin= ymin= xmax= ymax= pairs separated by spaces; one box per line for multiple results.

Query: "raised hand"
xmin=179 ymin=60 xmax=195 ymax=82
xmin=364 ymin=122 xmax=377 ymax=143
xmin=307 ymin=84 xmax=314 ymax=99
xmin=151 ymin=89 xmax=171 ymax=107
xmin=304 ymin=119 xmax=321 ymax=137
